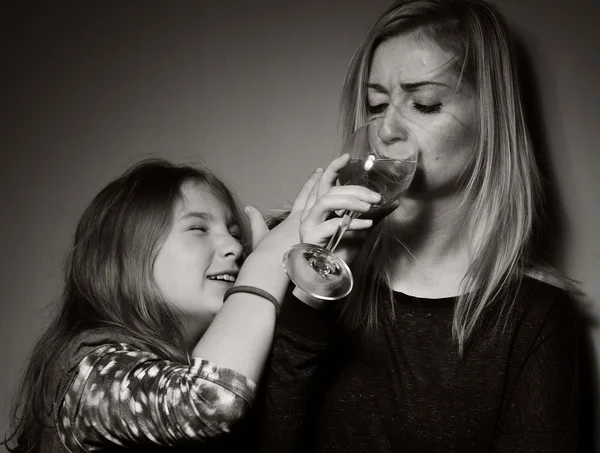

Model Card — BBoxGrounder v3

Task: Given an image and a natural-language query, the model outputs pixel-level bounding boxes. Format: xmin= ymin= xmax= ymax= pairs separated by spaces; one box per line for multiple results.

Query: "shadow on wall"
xmin=513 ymin=32 xmax=598 ymax=452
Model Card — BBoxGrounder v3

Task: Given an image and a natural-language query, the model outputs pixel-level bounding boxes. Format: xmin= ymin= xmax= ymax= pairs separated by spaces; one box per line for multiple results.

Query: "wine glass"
xmin=283 ymin=117 xmax=418 ymax=300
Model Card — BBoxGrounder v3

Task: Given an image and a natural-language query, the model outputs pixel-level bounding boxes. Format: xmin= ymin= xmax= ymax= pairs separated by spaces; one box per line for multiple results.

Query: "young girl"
xmin=3 ymin=157 xmax=380 ymax=452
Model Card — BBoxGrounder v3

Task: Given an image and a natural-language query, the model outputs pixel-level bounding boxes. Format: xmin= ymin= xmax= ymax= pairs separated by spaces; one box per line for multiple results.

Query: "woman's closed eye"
xmin=367 ymin=102 xmax=442 ymax=116
xmin=413 ymin=102 xmax=442 ymax=114
xmin=367 ymin=103 xmax=388 ymax=115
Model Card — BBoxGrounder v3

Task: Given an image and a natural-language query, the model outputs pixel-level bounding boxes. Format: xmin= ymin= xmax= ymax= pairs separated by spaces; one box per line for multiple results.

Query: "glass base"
xmin=283 ymin=243 xmax=353 ymax=301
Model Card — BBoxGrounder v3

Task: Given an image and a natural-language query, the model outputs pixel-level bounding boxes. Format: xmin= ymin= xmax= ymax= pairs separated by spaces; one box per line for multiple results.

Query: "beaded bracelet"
xmin=223 ymin=285 xmax=281 ymax=316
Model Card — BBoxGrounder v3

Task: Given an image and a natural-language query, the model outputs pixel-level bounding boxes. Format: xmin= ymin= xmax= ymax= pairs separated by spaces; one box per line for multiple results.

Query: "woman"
xmin=3 ymin=157 xmax=380 ymax=452
xmin=256 ymin=1 xmax=579 ymax=451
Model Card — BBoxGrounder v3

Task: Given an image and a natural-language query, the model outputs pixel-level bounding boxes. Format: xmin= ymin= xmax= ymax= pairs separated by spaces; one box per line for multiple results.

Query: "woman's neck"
xmin=386 ymin=195 xmax=472 ymax=298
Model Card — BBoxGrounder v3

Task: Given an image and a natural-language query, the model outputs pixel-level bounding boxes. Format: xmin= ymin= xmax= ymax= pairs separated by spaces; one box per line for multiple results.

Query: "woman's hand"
xmin=246 ymin=154 xmax=381 ymax=261
xmin=243 ymin=155 xmax=381 ymax=309
xmin=299 ymin=153 xmax=381 ymax=265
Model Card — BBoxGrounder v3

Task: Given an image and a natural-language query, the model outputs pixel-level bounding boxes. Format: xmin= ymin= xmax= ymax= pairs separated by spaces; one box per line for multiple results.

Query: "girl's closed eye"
xmin=229 ymin=227 xmax=242 ymax=241
xmin=189 ymin=225 xmax=208 ymax=233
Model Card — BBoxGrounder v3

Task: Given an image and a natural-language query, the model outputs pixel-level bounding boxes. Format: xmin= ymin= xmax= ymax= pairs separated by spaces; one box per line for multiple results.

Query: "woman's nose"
xmin=377 ymin=106 xmax=408 ymax=144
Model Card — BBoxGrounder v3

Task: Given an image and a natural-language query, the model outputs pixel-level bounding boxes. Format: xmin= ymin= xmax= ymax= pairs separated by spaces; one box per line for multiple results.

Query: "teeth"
xmin=209 ymin=274 xmax=236 ymax=282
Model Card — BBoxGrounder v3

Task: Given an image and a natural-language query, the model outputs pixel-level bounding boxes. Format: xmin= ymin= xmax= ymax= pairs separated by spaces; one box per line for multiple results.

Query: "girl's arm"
xmin=192 ymin=154 xmax=378 ymax=382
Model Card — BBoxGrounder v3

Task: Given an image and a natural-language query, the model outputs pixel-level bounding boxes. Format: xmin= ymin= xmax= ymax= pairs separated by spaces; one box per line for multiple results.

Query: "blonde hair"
xmin=338 ymin=0 xmax=556 ymax=355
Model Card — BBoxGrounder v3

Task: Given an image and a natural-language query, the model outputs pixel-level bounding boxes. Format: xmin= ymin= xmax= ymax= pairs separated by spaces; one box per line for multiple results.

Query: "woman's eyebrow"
xmin=367 ymin=80 xmax=449 ymax=93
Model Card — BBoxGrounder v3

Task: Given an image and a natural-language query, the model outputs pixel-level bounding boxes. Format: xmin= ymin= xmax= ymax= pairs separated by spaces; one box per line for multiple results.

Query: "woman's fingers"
xmin=290 ymin=168 xmax=324 ymax=214
xmin=312 ymin=217 xmax=373 ymax=236
xmin=302 ymin=196 xmax=371 ymax=228
xmin=303 ymin=176 xmax=321 ymax=217
xmin=316 ymin=153 xmax=352 ymax=200
xmin=300 ymin=217 xmax=372 ymax=248
xmin=302 ymin=186 xmax=381 ymax=226
xmin=325 ymin=184 xmax=381 ymax=200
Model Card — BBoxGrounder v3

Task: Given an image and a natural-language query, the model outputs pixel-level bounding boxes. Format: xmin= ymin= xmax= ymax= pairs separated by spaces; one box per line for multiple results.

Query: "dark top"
xmin=253 ymin=277 xmax=579 ymax=452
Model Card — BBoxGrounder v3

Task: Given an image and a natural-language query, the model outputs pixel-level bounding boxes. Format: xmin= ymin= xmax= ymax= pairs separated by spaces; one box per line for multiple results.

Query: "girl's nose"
xmin=218 ymin=234 xmax=243 ymax=260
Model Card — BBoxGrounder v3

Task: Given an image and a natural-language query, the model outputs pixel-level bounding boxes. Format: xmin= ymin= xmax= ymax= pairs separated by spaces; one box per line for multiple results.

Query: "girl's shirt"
xmin=52 ymin=332 xmax=255 ymax=452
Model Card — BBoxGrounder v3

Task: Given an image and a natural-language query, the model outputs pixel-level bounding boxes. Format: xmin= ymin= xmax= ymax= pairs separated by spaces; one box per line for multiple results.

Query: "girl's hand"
xmin=244 ymin=167 xmax=325 ymax=257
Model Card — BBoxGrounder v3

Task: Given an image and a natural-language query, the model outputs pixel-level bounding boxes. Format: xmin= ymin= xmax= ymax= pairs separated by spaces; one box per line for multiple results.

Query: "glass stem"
xmin=325 ymin=210 xmax=361 ymax=252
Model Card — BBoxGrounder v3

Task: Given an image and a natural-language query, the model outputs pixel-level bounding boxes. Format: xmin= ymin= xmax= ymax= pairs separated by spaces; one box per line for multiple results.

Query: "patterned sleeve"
xmin=56 ymin=343 xmax=257 ymax=452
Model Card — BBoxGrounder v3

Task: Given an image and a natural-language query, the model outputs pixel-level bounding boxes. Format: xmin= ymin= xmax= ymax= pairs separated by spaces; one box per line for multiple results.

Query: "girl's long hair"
xmin=3 ymin=158 xmax=250 ymax=452
xmin=338 ymin=0 xmax=551 ymax=355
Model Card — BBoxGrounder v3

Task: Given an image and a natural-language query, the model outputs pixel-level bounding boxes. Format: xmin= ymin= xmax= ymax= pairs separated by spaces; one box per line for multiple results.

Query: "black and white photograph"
xmin=1 ymin=1 xmax=599 ymax=451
